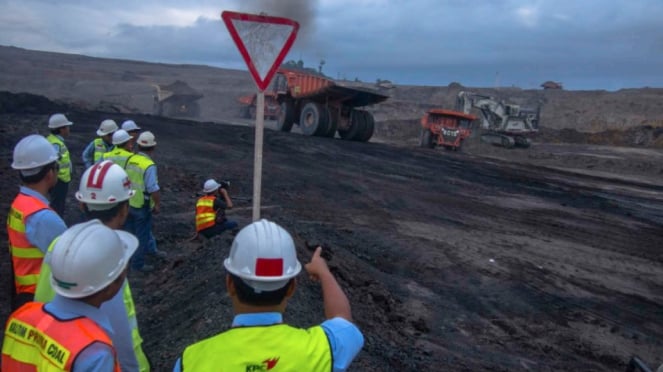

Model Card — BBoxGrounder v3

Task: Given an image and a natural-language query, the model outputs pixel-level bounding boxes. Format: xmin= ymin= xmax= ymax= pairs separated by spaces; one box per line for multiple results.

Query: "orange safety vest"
xmin=2 ymin=302 xmax=121 ymax=371
xmin=195 ymin=195 xmax=217 ymax=232
xmin=7 ymin=193 xmax=50 ymax=295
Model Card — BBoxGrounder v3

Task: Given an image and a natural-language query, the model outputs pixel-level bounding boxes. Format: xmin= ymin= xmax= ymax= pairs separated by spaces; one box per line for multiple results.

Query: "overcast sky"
xmin=1 ymin=0 xmax=661 ymax=91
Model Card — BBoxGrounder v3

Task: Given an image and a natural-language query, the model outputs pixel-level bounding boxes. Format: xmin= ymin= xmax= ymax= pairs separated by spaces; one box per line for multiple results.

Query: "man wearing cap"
xmin=46 ymin=113 xmax=74 ymax=218
xmin=122 ymin=119 xmax=142 ymax=152
xmin=174 ymin=219 xmax=364 ymax=371
xmin=82 ymin=119 xmax=118 ymax=169
xmin=7 ymin=134 xmax=67 ymax=310
xmin=34 ymin=160 xmax=152 ymax=372
xmin=195 ymin=178 xmax=238 ymax=239
xmin=1 ymin=220 xmax=136 ymax=371
xmin=103 ymin=129 xmax=136 ymax=168
xmin=125 ymin=131 xmax=163 ymax=272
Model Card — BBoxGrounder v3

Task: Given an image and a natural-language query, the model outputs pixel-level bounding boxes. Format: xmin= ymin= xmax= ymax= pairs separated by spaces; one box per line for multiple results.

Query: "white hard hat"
xmin=112 ymin=129 xmax=132 ymax=145
xmin=11 ymin=134 xmax=59 ymax=172
xmin=224 ymin=219 xmax=302 ymax=292
xmin=203 ymin=179 xmax=221 ymax=193
xmin=48 ymin=113 xmax=73 ymax=129
xmin=121 ymin=120 xmax=141 ymax=132
xmin=76 ymin=160 xmax=135 ymax=210
xmin=50 ymin=220 xmax=138 ymax=299
xmin=97 ymin=119 xmax=118 ymax=136
xmin=137 ymin=131 xmax=157 ymax=147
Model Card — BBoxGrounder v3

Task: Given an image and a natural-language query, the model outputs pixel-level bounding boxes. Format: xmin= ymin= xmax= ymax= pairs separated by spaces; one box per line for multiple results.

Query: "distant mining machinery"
xmin=152 ymin=80 xmax=202 ymax=118
xmin=456 ymin=91 xmax=540 ymax=148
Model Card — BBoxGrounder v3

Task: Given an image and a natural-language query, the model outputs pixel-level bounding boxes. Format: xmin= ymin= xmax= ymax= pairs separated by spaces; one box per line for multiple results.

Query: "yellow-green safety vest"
xmin=181 ymin=324 xmax=332 ymax=371
xmin=34 ymin=238 xmax=151 ymax=372
xmin=125 ymin=154 xmax=155 ymax=209
xmin=93 ymin=137 xmax=111 ymax=162
xmin=102 ymin=147 xmax=135 ymax=168
xmin=46 ymin=134 xmax=71 ymax=182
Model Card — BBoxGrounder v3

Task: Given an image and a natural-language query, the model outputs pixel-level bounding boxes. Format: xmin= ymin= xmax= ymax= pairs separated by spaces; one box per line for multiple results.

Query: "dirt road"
xmin=1 ymin=102 xmax=662 ymax=370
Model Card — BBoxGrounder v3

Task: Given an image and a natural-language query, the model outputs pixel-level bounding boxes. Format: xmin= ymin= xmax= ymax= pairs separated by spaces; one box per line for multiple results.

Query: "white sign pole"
xmin=252 ymin=91 xmax=265 ymax=221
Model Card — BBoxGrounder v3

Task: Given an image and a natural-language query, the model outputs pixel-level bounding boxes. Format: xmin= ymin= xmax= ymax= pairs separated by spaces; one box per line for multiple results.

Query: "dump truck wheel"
xmin=299 ymin=102 xmax=329 ymax=136
xmin=323 ymin=107 xmax=337 ymax=137
xmin=419 ymin=129 xmax=435 ymax=148
xmin=339 ymin=110 xmax=366 ymax=140
xmin=357 ymin=111 xmax=375 ymax=142
xmin=276 ymin=100 xmax=295 ymax=132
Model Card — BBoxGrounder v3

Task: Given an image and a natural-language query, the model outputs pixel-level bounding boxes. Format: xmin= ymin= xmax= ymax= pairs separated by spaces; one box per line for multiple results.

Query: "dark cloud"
xmin=0 ymin=0 xmax=662 ymax=90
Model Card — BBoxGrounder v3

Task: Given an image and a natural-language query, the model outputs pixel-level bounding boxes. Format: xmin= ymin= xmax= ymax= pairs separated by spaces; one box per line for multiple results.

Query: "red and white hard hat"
xmin=48 ymin=113 xmax=73 ymax=129
xmin=50 ymin=220 xmax=137 ymax=299
xmin=224 ymin=219 xmax=302 ymax=292
xmin=76 ymin=160 xmax=135 ymax=210
xmin=97 ymin=119 xmax=118 ymax=136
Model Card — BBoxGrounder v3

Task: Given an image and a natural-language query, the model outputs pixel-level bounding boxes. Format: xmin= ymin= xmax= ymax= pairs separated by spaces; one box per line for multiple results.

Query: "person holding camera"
xmin=195 ymin=179 xmax=238 ymax=238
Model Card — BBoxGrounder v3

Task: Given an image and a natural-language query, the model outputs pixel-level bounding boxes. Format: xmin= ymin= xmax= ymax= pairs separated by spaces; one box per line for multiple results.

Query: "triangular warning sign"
xmin=222 ymin=11 xmax=299 ymax=91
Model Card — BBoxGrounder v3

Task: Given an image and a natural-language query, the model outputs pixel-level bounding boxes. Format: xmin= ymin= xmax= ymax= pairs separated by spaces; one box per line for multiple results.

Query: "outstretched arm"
xmin=305 ymin=246 xmax=352 ymax=321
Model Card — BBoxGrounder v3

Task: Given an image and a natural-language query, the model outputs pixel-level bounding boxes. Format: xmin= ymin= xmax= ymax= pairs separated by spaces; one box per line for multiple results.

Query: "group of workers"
xmin=2 ymin=113 xmax=364 ymax=371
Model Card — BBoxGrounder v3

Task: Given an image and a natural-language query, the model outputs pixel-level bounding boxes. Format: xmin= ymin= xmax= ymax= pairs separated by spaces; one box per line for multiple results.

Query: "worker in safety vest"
xmin=7 ymin=134 xmax=67 ymax=310
xmin=124 ymin=131 xmax=164 ymax=273
xmin=174 ymin=219 xmax=364 ymax=371
xmin=34 ymin=160 xmax=151 ymax=372
xmin=46 ymin=113 xmax=74 ymax=218
xmin=2 ymin=219 xmax=137 ymax=371
xmin=102 ymin=129 xmax=135 ymax=168
xmin=121 ymin=119 xmax=142 ymax=152
xmin=82 ymin=119 xmax=118 ymax=169
xmin=195 ymin=179 xmax=238 ymax=239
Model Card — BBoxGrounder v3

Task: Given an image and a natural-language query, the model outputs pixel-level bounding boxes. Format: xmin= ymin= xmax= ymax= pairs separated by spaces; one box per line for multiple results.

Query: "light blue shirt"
xmin=20 ymin=186 xmax=67 ymax=254
xmin=138 ymin=152 xmax=159 ymax=193
xmin=44 ymin=295 xmax=116 ymax=372
xmin=82 ymin=138 xmax=113 ymax=169
xmin=173 ymin=312 xmax=364 ymax=372
xmin=100 ymin=280 xmax=139 ymax=372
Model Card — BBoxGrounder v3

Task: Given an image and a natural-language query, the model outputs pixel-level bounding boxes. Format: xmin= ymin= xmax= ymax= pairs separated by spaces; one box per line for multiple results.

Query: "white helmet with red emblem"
xmin=224 ymin=219 xmax=301 ymax=292
xmin=76 ymin=160 xmax=135 ymax=210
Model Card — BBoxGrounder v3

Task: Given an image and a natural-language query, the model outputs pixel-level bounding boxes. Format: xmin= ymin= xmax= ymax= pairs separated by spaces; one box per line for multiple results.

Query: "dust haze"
xmin=238 ymin=0 xmax=317 ymax=48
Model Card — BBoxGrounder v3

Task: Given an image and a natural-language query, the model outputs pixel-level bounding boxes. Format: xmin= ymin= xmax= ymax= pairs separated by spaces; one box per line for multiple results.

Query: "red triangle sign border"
xmin=221 ymin=11 xmax=300 ymax=91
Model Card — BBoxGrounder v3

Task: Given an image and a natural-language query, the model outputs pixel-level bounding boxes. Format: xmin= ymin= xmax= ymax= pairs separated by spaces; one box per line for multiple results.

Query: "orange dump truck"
xmin=420 ymin=109 xmax=477 ymax=151
xmin=241 ymin=68 xmax=389 ymax=142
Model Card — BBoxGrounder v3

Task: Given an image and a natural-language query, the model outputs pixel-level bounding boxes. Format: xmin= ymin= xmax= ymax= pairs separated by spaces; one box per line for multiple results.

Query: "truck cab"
xmin=420 ymin=109 xmax=477 ymax=151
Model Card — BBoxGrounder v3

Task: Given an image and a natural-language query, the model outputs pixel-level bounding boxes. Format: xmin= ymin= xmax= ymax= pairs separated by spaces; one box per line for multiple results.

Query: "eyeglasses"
xmin=52 ymin=162 xmax=60 ymax=172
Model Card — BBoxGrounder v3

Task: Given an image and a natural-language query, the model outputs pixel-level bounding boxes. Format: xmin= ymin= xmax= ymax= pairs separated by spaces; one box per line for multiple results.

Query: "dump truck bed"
xmin=279 ymin=69 xmax=389 ymax=107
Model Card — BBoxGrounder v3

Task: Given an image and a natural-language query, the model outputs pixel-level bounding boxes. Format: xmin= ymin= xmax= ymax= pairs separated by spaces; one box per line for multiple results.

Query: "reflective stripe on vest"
xmin=46 ymin=134 xmax=71 ymax=183
xmin=102 ymin=147 xmax=134 ymax=168
xmin=35 ymin=238 xmax=151 ymax=372
xmin=125 ymin=154 xmax=155 ymax=209
xmin=93 ymin=138 xmax=110 ymax=162
xmin=182 ymin=324 xmax=332 ymax=371
xmin=1 ymin=302 xmax=121 ymax=372
xmin=7 ymin=193 xmax=50 ymax=294
xmin=123 ymin=283 xmax=151 ymax=372
xmin=34 ymin=237 xmax=57 ymax=303
xmin=195 ymin=196 xmax=216 ymax=232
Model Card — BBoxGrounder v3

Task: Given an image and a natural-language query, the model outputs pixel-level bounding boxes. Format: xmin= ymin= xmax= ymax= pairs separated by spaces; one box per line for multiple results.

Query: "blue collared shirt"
xmin=100 ymin=280 xmax=139 ymax=372
xmin=44 ymin=295 xmax=117 ymax=372
xmin=138 ymin=152 xmax=159 ymax=193
xmin=20 ymin=186 xmax=67 ymax=254
xmin=173 ymin=312 xmax=364 ymax=372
